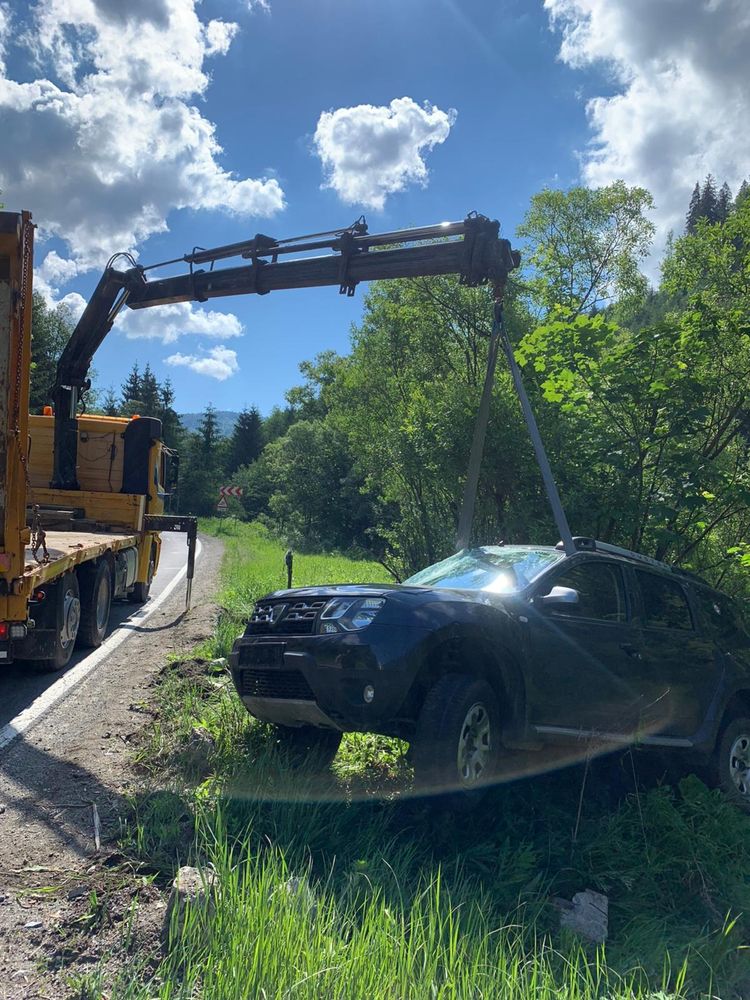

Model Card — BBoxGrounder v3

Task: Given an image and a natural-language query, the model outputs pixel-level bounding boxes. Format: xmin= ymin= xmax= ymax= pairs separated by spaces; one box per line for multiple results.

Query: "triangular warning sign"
xmin=216 ymin=496 xmax=229 ymax=510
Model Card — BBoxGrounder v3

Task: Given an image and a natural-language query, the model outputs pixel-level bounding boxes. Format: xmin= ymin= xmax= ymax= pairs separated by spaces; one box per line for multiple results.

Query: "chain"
xmin=12 ymin=216 xmax=49 ymax=565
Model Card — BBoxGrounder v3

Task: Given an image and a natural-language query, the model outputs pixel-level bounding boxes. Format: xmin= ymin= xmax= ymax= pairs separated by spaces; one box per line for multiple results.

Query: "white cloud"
xmin=0 ymin=0 xmax=285 ymax=270
xmin=118 ymin=302 xmax=243 ymax=344
xmin=0 ymin=4 xmax=10 ymax=75
xmin=545 ymin=0 xmax=750 ymax=244
xmin=313 ymin=97 xmax=456 ymax=210
xmin=165 ymin=344 xmax=239 ymax=380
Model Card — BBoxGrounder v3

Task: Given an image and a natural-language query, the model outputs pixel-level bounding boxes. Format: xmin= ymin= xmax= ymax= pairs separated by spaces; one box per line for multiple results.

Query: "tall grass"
xmin=103 ymin=521 xmax=750 ymax=999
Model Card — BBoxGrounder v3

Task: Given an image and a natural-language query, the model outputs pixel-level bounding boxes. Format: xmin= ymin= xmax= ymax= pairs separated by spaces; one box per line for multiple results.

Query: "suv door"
xmin=527 ymin=558 xmax=647 ymax=737
xmin=634 ymin=570 xmax=717 ymax=739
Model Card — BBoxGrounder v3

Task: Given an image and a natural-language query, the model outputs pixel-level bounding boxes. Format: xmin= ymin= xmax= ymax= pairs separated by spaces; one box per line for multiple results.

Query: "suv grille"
xmin=239 ymin=668 xmax=315 ymax=701
xmin=247 ymin=599 xmax=327 ymax=636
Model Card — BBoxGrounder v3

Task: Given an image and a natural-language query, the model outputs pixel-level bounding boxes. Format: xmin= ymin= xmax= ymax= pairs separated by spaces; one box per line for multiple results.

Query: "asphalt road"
xmin=0 ymin=531 xmax=193 ymax=731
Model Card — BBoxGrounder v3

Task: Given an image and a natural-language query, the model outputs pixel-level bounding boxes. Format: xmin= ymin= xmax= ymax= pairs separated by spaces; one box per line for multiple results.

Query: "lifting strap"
xmin=455 ymin=294 xmax=575 ymax=555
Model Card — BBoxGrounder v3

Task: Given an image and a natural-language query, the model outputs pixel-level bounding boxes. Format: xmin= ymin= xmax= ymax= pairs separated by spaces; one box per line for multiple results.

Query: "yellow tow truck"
xmin=0 ymin=212 xmax=196 ymax=670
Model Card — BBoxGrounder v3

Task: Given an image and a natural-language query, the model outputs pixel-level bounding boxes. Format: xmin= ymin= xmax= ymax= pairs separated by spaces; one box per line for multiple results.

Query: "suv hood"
xmin=266 ymin=583 xmax=414 ymax=600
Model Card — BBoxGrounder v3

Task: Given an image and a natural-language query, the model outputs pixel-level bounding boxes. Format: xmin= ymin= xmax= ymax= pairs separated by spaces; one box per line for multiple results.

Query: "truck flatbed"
xmin=23 ymin=531 xmax=138 ymax=586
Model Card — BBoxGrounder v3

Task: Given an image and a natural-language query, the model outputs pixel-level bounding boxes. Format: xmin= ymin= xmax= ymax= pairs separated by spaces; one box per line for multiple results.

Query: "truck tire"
xmin=707 ymin=716 xmax=750 ymax=813
xmin=77 ymin=560 xmax=112 ymax=648
xmin=35 ymin=571 xmax=81 ymax=672
xmin=128 ymin=549 xmax=155 ymax=604
xmin=272 ymin=725 xmax=342 ymax=768
xmin=411 ymin=673 xmax=501 ymax=805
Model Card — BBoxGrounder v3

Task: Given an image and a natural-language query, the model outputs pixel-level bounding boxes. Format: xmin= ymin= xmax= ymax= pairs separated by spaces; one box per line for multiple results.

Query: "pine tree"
xmin=226 ymin=406 xmax=263 ymax=475
xmin=120 ymin=363 xmax=142 ymax=413
xmin=158 ymin=378 xmax=183 ymax=450
xmin=140 ymin=363 xmax=160 ymax=415
xmin=686 ymin=181 xmax=702 ymax=233
xmin=102 ymin=386 xmax=119 ymax=416
xmin=717 ymin=182 xmax=732 ymax=223
xmin=698 ymin=174 xmax=718 ymax=224
xmin=736 ymin=179 xmax=750 ymax=211
xmin=198 ymin=403 xmax=221 ymax=454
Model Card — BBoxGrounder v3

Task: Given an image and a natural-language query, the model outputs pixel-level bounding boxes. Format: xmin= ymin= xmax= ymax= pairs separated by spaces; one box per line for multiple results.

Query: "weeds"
xmin=100 ymin=521 xmax=750 ymax=997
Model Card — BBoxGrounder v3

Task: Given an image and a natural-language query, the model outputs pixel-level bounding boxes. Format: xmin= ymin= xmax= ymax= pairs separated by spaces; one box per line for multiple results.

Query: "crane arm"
xmin=51 ymin=213 xmax=520 ymax=489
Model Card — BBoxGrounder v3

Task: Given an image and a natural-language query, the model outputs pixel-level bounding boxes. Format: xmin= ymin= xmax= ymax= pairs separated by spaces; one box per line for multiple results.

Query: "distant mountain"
xmin=180 ymin=410 xmax=240 ymax=437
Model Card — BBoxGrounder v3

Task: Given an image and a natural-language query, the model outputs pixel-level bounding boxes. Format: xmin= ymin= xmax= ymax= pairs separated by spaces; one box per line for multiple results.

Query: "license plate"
xmin=241 ymin=643 xmax=285 ymax=667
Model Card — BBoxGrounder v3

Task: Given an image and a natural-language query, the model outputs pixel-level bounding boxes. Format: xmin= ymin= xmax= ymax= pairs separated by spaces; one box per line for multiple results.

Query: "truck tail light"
xmin=0 ymin=622 xmax=27 ymax=640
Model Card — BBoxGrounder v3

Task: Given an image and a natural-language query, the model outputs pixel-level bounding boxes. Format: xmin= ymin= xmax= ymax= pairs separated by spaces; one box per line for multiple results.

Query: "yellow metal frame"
xmin=0 ymin=213 xmax=33 ymax=623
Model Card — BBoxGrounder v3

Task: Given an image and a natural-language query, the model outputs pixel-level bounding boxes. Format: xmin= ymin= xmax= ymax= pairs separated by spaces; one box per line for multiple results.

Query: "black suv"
xmin=229 ymin=537 xmax=750 ymax=806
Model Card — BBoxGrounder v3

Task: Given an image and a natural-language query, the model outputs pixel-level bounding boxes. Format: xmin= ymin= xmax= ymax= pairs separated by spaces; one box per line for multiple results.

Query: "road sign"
xmin=219 ymin=485 xmax=243 ymax=498
xmin=216 ymin=496 xmax=229 ymax=511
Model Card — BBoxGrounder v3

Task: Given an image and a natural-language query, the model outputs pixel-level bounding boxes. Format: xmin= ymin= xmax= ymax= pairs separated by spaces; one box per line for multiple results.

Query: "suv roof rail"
xmin=556 ymin=536 xmax=673 ymax=572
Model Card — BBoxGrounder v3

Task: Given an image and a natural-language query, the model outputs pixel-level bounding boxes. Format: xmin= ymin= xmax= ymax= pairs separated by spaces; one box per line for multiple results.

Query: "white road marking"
xmin=0 ymin=540 xmax=203 ymax=752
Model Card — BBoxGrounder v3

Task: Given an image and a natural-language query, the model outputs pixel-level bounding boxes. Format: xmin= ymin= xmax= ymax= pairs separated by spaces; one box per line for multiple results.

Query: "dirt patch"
xmin=156 ymin=655 xmax=229 ymax=693
xmin=0 ymin=534 xmax=223 ymax=999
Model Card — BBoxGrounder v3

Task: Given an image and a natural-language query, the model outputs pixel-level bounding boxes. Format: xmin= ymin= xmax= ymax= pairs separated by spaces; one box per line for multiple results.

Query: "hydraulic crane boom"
xmin=51 ymin=213 xmax=520 ymax=490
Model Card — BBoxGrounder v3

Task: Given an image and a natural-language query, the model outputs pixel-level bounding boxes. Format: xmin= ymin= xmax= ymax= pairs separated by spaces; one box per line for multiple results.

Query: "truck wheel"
xmin=272 ymin=725 xmax=342 ymax=768
xmin=128 ymin=551 xmax=155 ymax=604
xmin=411 ymin=673 xmax=501 ymax=804
xmin=77 ymin=560 xmax=112 ymax=648
xmin=36 ymin=571 xmax=81 ymax=672
xmin=708 ymin=716 xmax=750 ymax=813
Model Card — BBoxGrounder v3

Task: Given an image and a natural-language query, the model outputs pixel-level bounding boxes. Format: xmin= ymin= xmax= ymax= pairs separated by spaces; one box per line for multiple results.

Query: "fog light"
xmin=363 ymin=684 xmax=375 ymax=703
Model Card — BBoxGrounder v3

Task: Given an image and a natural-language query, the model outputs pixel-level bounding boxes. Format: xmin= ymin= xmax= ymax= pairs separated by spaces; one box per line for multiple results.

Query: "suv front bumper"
xmin=229 ymin=625 xmax=429 ymax=734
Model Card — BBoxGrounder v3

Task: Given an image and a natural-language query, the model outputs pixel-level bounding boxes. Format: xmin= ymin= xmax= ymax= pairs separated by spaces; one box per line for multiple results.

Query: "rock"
xmin=162 ymin=865 xmax=217 ymax=949
xmin=67 ymin=885 xmax=89 ymax=901
xmin=556 ymin=889 xmax=608 ymax=944
xmin=23 ymin=920 xmax=43 ymax=929
xmin=207 ymin=657 xmax=229 ymax=675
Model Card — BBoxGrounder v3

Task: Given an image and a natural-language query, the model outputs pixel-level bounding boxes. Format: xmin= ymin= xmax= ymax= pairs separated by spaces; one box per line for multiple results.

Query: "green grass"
xmin=91 ymin=521 xmax=750 ymax=998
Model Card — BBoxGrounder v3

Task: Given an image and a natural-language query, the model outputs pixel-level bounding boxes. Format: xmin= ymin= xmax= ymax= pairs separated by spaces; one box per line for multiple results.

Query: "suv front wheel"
xmin=710 ymin=716 xmax=750 ymax=813
xmin=411 ymin=673 xmax=501 ymax=804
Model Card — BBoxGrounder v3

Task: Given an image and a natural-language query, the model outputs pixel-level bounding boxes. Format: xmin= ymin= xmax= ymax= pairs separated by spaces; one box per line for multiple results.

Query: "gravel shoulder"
xmin=0 ymin=534 xmax=223 ymax=999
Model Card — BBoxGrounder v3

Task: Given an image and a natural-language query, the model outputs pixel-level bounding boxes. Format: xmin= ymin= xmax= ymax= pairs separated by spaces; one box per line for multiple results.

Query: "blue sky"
xmin=1 ymin=0 xmax=747 ymax=415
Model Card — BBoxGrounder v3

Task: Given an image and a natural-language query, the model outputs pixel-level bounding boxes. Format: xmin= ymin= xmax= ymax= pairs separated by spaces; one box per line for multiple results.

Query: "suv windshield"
xmin=404 ymin=546 xmax=563 ymax=594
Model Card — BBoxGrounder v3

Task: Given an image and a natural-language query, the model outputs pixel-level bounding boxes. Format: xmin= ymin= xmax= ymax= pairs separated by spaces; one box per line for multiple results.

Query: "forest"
xmin=31 ymin=175 xmax=750 ymax=594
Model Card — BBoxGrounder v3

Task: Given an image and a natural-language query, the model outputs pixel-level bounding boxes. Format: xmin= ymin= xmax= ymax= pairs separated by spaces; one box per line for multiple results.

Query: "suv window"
xmin=547 ymin=561 xmax=626 ymax=622
xmin=636 ymin=571 xmax=693 ymax=630
xmin=695 ymin=588 xmax=745 ymax=643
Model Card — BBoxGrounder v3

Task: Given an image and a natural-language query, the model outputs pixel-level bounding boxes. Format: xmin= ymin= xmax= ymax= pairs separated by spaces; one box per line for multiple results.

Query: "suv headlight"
xmin=319 ymin=597 xmax=385 ymax=632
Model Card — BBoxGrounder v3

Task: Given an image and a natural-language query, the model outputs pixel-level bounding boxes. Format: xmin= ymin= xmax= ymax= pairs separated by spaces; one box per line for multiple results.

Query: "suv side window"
xmin=547 ymin=561 xmax=627 ymax=623
xmin=636 ymin=571 xmax=693 ymax=630
xmin=695 ymin=588 xmax=745 ymax=643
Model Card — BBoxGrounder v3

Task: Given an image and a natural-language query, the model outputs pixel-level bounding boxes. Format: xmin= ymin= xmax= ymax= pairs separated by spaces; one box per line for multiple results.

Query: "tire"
xmin=128 ymin=580 xmax=151 ymax=604
xmin=272 ymin=725 xmax=342 ymax=768
xmin=708 ymin=716 xmax=750 ymax=813
xmin=411 ymin=673 xmax=502 ymax=805
xmin=77 ymin=560 xmax=112 ymax=648
xmin=129 ymin=549 xmax=155 ymax=604
xmin=35 ymin=571 xmax=81 ymax=672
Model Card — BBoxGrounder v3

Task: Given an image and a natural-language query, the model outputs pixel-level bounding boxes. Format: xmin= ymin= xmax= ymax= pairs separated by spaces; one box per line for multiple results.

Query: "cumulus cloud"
xmin=117 ymin=302 xmax=243 ymax=344
xmin=0 ymin=0 xmax=285 ymax=269
xmin=313 ymin=97 xmax=456 ymax=210
xmin=165 ymin=345 xmax=240 ymax=380
xmin=545 ymin=0 xmax=750 ymax=243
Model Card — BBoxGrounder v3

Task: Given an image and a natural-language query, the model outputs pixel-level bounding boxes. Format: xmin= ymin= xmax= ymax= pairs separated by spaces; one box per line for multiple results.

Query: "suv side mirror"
xmin=537 ymin=585 xmax=580 ymax=609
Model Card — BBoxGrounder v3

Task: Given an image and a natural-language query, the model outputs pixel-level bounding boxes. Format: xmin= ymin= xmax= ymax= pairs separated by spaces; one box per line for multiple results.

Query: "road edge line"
xmin=0 ymin=539 xmax=203 ymax=752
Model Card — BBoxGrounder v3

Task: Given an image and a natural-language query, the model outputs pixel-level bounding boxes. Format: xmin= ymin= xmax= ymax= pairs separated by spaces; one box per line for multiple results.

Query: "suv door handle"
xmin=620 ymin=643 xmax=642 ymax=661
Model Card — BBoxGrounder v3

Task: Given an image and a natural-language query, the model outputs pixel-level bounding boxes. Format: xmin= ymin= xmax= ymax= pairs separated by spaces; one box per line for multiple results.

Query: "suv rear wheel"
xmin=411 ymin=673 xmax=501 ymax=804
xmin=709 ymin=716 xmax=750 ymax=812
